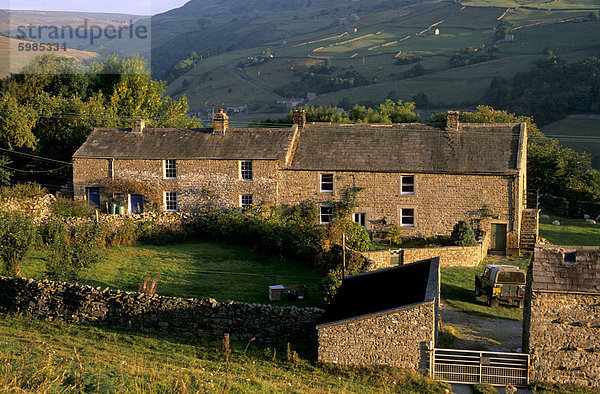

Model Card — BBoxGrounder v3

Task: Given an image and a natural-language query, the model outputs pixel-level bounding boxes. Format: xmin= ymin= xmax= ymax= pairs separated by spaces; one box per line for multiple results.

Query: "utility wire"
xmin=0 ymin=147 xmax=73 ymax=166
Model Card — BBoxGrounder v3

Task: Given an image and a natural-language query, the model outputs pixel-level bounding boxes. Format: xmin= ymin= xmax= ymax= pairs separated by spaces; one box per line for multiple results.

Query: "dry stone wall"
xmin=317 ymin=302 xmax=435 ymax=372
xmin=524 ymin=292 xmax=600 ymax=387
xmin=0 ymin=194 xmax=56 ymax=220
xmin=0 ymin=276 xmax=324 ymax=344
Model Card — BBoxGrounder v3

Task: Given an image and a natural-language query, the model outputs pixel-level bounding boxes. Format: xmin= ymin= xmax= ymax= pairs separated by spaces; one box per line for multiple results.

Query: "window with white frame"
xmin=164 ymin=159 xmax=177 ymax=179
xmin=319 ymin=205 xmax=333 ymax=224
xmin=240 ymin=194 xmax=253 ymax=208
xmin=164 ymin=191 xmax=177 ymax=211
xmin=107 ymin=159 xmax=114 ymax=178
xmin=320 ymin=173 xmax=334 ymax=192
xmin=353 ymin=213 xmax=367 ymax=228
xmin=401 ymin=175 xmax=415 ymax=195
xmin=240 ymin=160 xmax=253 ymax=181
xmin=400 ymin=208 xmax=415 ymax=227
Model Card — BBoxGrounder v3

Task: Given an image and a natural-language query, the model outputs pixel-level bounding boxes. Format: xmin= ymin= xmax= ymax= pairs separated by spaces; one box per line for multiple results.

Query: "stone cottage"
xmin=317 ymin=257 xmax=440 ymax=371
xmin=523 ymin=245 xmax=600 ymax=387
xmin=73 ymin=110 xmax=530 ymax=253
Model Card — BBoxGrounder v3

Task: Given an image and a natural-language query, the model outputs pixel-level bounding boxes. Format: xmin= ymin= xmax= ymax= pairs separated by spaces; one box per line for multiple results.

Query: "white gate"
xmin=430 ymin=347 xmax=529 ymax=387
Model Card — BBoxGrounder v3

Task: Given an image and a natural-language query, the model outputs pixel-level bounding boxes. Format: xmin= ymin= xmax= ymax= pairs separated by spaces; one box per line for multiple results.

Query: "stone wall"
xmin=0 ymin=276 xmax=324 ymax=344
xmin=524 ymin=292 xmax=600 ymax=387
xmin=539 ymin=194 xmax=569 ymax=217
xmin=73 ymin=157 xmax=282 ymax=212
xmin=0 ymin=194 xmax=56 ymax=220
xmin=317 ymin=301 xmax=435 ymax=371
xmin=279 ymin=170 xmax=522 ymax=250
xmin=576 ymin=200 xmax=600 ymax=220
xmin=361 ymin=234 xmax=489 ymax=268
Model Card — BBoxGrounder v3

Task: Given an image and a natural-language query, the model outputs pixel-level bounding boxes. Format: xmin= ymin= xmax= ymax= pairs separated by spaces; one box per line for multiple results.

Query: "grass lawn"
xmin=539 ymin=213 xmax=600 ymax=246
xmin=0 ymin=314 xmax=449 ymax=393
xmin=21 ymin=241 xmax=323 ymax=306
xmin=441 ymin=255 xmax=531 ymax=321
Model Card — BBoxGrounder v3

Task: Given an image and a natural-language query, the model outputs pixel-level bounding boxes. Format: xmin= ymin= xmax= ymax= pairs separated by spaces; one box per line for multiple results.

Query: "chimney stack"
xmin=293 ymin=109 xmax=306 ymax=128
xmin=445 ymin=110 xmax=460 ymax=131
xmin=213 ymin=109 xmax=229 ymax=135
xmin=132 ymin=119 xmax=145 ymax=133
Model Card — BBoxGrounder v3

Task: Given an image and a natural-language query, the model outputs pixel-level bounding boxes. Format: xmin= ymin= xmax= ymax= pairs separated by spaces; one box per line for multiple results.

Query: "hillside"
xmin=160 ymin=0 xmax=600 ymax=113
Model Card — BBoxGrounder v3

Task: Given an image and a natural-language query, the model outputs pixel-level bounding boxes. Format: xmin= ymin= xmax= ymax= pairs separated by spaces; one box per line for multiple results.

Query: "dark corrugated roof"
xmin=73 ymin=127 xmax=296 ymax=160
xmin=322 ymin=259 xmax=432 ymax=323
xmin=531 ymin=245 xmax=600 ymax=293
xmin=288 ymin=122 xmax=522 ymax=174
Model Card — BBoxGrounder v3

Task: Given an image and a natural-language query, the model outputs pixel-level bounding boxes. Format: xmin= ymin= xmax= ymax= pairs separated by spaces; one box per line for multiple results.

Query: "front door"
xmin=491 ymin=223 xmax=507 ymax=251
xmin=86 ymin=187 xmax=100 ymax=207
xmin=129 ymin=194 xmax=144 ymax=214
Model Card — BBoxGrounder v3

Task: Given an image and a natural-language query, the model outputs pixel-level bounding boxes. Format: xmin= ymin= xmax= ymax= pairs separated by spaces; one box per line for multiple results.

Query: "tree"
xmin=0 ymin=212 xmax=36 ymax=276
xmin=451 ymin=220 xmax=477 ymax=246
xmin=589 ymin=10 xmax=599 ymax=20
xmin=0 ymin=156 xmax=13 ymax=185
xmin=495 ymin=21 xmax=514 ymax=40
xmin=0 ymin=93 xmax=37 ymax=150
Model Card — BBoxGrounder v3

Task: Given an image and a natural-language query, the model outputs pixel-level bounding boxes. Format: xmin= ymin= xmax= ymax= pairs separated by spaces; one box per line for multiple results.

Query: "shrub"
xmin=138 ymin=221 xmax=186 ymax=246
xmin=319 ymin=245 xmax=370 ymax=303
xmin=40 ymin=220 xmax=102 ymax=281
xmin=472 ymin=384 xmax=498 ymax=394
xmin=51 ymin=197 xmax=95 ymax=218
xmin=0 ymin=212 xmax=36 ymax=276
xmin=98 ymin=219 xmax=138 ymax=247
xmin=451 ymin=220 xmax=477 ymax=246
xmin=339 ymin=220 xmax=371 ymax=252
xmin=0 ymin=182 xmax=46 ymax=200
xmin=284 ymin=201 xmax=318 ymax=226
xmin=386 ymin=225 xmax=402 ymax=245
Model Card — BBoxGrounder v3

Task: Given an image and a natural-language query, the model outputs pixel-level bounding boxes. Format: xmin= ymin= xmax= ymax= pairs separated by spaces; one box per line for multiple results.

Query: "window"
xmin=164 ymin=191 xmax=177 ymax=211
xmin=164 ymin=159 xmax=177 ymax=179
xmin=240 ymin=160 xmax=253 ymax=181
xmin=107 ymin=159 xmax=114 ymax=178
xmin=319 ymin=205 xmax=333 ymax=224
xmin=320 ymin=174 xmax=334 ymax=193
xmin=401 ymin=175 xmax=414 ymax=195
xmin=400 ymin=208 xmax=415 ymax=227
xmin=353 ymin=213 xmax=366 ymax=228
xmin=240 ymin=194 xmax=253 ymax=208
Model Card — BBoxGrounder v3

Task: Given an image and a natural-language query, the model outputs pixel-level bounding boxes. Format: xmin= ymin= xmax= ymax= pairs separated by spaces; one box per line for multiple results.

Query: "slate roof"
xmin=531 ymin=245 xmax=600 ymax=294
xmin=321 ymin=259 xmax=433 ymax=323
xmin=73 ymin=127 xmax=297 ymax=160
xmin=288 ymin=122 xmax=523 ymax=174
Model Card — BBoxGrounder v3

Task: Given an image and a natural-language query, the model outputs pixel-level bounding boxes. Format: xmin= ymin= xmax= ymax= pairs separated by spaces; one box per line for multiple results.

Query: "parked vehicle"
xmin=475 ymin=264 xmax=526 ymax=308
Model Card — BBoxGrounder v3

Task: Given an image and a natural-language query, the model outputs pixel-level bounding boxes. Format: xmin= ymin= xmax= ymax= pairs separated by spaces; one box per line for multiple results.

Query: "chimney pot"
xmin=213 ymin=109 xmax=229 ymax=134
xmin=132 ymin=119 xmax=145 ymax=133
xmin=445 ymin=111 xmax=460 ymax=131
xmin=293 ymin=109 xmax=306 ymax=128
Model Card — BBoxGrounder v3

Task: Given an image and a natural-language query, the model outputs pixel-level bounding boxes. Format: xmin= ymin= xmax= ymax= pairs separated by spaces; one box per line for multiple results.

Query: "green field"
xmin=21 ymin=242 xmax=322 ymax=306
xmin=164 ymin=0 xmax=600 ymax=111
xmin=542 ymin=117 xmax=600 ymax=169
xmin=539 ymin=213 xmax=600 ymax=245
xmin=0 ymin=313 xmax=449 ymax=393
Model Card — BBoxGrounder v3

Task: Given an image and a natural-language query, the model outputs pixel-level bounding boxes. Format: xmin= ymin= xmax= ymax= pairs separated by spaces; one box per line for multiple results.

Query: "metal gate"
xmin=429 ymin=347 xmax=529 ymax=387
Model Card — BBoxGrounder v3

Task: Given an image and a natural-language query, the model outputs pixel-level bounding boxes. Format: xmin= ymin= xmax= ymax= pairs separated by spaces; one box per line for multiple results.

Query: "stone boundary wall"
xmin=539 ymin=194 xmax=569 ymax=217
xmin=524 ymin=292 xmax=600 ymax=387
xmin=0 ymin=194 xmax=56 ymax=220
xmin=0 ymin=276 xmax=324 ymax=344
xmin=362 ymin=234 xmax=489 ymax=269
xmin=317 ymin=258 xmax=439 ymax=372
xmin=576 ymin=200 xmax=600 ymax=220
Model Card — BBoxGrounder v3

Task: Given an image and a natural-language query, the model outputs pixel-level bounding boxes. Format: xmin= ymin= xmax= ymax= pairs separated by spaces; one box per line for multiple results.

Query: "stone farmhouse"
xmin=73 ymin=110 xmax=529 ymax=253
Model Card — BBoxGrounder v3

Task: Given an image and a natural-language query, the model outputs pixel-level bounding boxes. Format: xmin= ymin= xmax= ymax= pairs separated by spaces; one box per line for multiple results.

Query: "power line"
xmin=2 ymin=164 xmax=72 ymax=174
xmin=0 ymin=148 xmax=73 ymax=166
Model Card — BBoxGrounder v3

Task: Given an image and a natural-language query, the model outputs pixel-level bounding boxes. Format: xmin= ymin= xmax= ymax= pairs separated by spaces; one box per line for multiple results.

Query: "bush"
xmin=98 ymin=219 xmax=138 ymax=247
xmin=339 ymin=220 xmax=371 ymax=252
xmin=51 ymin=197 xmax=95 ymax=218
xmin=0 ymin=212 xmax=36 ymax=276
xmin=451 ymin=220 xmax=477 ymax=246
xmin=472 ymin=384 xmax=498 ymax=394
xmin=0 ymin=182 xmax=46 ymax=200
xmin=138 ymin=221 xmax=187 ymax=246
xmin=40 ymin=220 xmax=102 ymax=281
xmin=318 ymin=245 xmax=370 ymax=303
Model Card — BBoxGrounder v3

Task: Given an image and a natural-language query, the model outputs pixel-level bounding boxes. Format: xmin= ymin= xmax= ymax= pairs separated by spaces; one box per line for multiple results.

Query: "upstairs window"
xmin=108 ymin=159 xmax=114 ymax=178
xmin=164 ymin=159 xmax=177 ymax=179
xmin=165 ymin=191 xmax=177 ymax=211
xmin=320 ymin=174 xmax=334 ymax=193
xmin=320 ymin=205 xmax=333 ymax=224
xmin=240 ymin=194 xmax=253 ymax=208
xmin=400 ymin=208 xmax=415 ymax=227
xmin=240 ymin=160 xmax=253 ymax=181
xmin=401 ymin=175 xmax=415 ymax=195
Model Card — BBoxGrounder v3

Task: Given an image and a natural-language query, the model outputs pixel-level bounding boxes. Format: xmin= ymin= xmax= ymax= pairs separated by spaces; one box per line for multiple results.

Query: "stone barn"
xmin=523 ymin=245 xmax=600 ymax=387
xmin=316 ymin=258 xmax=439 ymax=372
